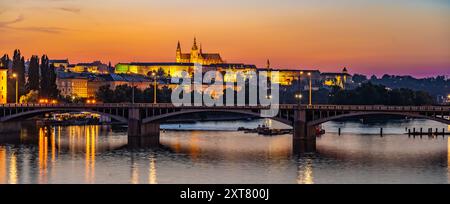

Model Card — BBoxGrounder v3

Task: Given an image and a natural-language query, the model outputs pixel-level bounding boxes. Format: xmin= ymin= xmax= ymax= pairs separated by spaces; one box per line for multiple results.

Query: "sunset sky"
xmin=0 ymin=0 xmax=449 ymax=77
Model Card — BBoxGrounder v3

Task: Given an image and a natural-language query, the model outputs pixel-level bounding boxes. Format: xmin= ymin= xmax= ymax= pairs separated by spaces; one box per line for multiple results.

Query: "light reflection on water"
xmin=0 ymin=119 xmax=448 ymax=184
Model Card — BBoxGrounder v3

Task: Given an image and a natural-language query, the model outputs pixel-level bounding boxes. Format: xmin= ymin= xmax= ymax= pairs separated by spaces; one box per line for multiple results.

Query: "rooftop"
xmin=49 ymin=59 xmax=69 ymax=64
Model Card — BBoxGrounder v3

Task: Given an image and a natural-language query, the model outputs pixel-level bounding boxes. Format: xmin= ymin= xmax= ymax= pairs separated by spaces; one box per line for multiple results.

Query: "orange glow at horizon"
xmin=0 ymin=0 xmax=449 ymax=76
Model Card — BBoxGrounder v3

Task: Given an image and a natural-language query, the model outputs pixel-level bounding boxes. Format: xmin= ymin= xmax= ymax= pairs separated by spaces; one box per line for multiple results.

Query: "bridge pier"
xmin=128 ymin=108 xmax=160 ymax=148
xmin=292 ymin=110 xmax=316 ymax=153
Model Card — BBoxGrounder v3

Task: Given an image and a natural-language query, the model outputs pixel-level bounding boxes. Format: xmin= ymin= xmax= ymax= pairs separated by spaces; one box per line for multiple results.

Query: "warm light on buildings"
xmin=86 ymin=99 xmax=97 ymax=104
xmin=0 ymin=67 xmax=7 ymax=104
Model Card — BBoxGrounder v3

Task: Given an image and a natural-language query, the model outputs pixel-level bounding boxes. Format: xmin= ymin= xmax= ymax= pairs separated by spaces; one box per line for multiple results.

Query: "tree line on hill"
xmin=328 ymin=82 xmax=435 ymax=105
xmin=96 ymin=81 xmax=435 ymax=105
xmin=352 ymin=74 xmax=449 ymax=97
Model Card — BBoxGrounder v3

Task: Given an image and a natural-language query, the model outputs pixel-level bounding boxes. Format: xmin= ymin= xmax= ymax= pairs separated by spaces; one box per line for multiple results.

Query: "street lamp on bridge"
xmin=152 ymin=71 xmax=157 ymax=104
xmin=307 ymin=72 xmax=312 ymax=106
xmin=12 ymin=73 xmax=18 ymax=104
xmin=295 ymin=93 xmax=302 ymax=105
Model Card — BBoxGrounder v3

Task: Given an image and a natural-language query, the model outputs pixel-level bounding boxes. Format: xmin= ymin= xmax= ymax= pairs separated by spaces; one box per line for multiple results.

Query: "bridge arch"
xmin=308 ymin=111 xmax=450 ymax=126
xmin=142 ymin=109 xmax=293 ymax=126
xmin=0 ymin=108 xmax=128 ymax=123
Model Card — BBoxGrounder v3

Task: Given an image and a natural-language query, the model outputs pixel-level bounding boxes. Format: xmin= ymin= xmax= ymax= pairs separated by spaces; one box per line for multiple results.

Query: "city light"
xmin=12 ymin=73 xmax=18 ymax=104
xmin=39 ymin=99 xmax=49 ymax=104
xmin=86 ymin=99 xmax=97 ymax=104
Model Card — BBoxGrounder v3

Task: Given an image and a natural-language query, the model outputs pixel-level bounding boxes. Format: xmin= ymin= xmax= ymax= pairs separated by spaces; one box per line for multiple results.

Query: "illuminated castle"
xmin=176 ymin=38 xmax=224 ymax=65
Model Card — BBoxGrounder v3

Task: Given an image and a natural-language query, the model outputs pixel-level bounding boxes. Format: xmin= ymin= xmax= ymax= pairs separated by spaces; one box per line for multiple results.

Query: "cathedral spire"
xmin=266 ymin=59 xmax=270 ymax=69
xmin=200 ymin=43 xmax=203 ymax=54
xmin=177 ymin=40 xmax=181 ymax=51
xmin=192 ymin=37 xmax=198 ymax=50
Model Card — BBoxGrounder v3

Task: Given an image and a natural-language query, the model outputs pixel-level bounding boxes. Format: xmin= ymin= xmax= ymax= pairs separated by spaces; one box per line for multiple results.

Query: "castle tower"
xmin=176 ymin=41 xmax=182 ymax=63
xmin=190 ymin=37 xmax=200 ymax=63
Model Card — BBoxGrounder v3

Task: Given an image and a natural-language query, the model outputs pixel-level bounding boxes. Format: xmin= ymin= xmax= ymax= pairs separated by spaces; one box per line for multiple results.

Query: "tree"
xmin=9 ymin=50 xmax=26 ymax=102
xmin=0 ymin=54 xmax=9 ymax=68
xmin=329 ymin=82 xmax=435 ymax=105
xmin=27 ymin=55 xmax=40 ymax=92
xmin=19 ymin=90 xmax=39 ymax=103
xmin=96 ymin=85 xmax=115 ymax=102
xmin=12 ymin=50 xmax=26 ymax=96
xmin=39 ymin=55 xmax=50 ymax=97
xmin=48 ymin=64 xmax=59 ymax=98
xmin=352 ymin=74 xmax=368 ymax=84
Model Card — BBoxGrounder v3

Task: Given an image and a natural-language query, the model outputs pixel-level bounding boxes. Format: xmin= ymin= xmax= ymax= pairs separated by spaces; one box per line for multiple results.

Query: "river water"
xmin=0 ymin=119 xmax=449 ymax=184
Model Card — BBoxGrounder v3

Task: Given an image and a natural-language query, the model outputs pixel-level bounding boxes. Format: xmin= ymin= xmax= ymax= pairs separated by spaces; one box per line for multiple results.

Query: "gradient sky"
xmin=0 ymin=0 xmax=449 ymax=77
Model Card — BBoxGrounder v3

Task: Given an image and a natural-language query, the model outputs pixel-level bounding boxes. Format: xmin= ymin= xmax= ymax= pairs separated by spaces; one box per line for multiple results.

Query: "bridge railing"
xmin=0 ymin=103 xmax=449 ymax=112
xmin=305 ymin=105 xmax=449 ymax=112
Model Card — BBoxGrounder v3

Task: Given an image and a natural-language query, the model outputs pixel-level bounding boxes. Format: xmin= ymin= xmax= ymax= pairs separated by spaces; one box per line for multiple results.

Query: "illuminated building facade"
xmin=69 ymin=61 xmax=109 ymax=74
xmin=115 ymin=62 xmax=194 ymax=77
xmin=258 ymin=67 xmax=322 ymax=90
xmin=0 ymin=66 xmax=7 ymax=104
xmin=176 ymin=38 xmax=224 ymax=65
xmin=56 ymin=74 xmax=89 ymax=98
xmin=57 ymin=72 xmax=156 ymax=98
xmin=321 ymin=67 xmax=353 ymax=89
xmin=49 ymin=59 xmax=69 ymax=69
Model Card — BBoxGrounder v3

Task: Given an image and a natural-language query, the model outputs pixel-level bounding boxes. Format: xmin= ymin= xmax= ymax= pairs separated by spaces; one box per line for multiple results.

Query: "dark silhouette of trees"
xmin=352 ymin=74 xmax=368 ymax=84
xmin=0 ymin=54 xmax=9 ymax=68
xmin=12 ymin=50 xmax=25 ymax=98
xmin=353 ymin=74 xmax=449 ymax=97
xmin=39 ymin=55 xmax=58 ymax=98
xmin=329 ymin=82 xmax=435 ymax=105
xmin=48 ymin=64 xmax=58 ymax=98
xmin=39 ymin=55 xmax=49 ymax=97
xmin=10 ymin=50 xmax=26 ymax=101
xmin=27 ymin=55 xmax=40 ymax=92
xmin=95 ymin=84 xmax=173 ymax=103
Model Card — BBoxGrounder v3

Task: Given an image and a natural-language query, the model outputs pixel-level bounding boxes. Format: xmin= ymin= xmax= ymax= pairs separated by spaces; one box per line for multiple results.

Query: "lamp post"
xmin=308 ymin=72 xmax=312 ymax=106
xmin=298 ymin=71 xmax=303 ymax=107
xmin=127 ymin=72 xmax=135 ymax=104
xmin=295 ymin=93 xmax=303 ymax=105
xmin=152 ymin=72 xmax=157 ymax=104
xmin=12 ymin=73 xmax=18 ymax=104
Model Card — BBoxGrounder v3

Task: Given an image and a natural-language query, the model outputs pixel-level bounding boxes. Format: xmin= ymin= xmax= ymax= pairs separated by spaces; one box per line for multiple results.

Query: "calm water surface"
xmin=0 ymin=119 xmax=449 ymax=184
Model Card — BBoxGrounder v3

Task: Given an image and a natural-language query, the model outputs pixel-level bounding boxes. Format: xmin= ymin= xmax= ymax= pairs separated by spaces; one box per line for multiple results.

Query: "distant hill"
xmin=355 ymin=74 xmax=449 ymax=97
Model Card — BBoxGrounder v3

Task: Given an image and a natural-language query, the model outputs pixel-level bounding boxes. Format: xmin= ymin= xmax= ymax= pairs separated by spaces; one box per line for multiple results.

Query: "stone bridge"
xmin=1 ymin=103 xmax=449 ymax=152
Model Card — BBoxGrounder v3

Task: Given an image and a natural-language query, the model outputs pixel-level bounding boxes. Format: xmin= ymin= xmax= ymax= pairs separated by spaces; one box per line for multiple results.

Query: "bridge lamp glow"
xmin=295 ymin=94 xmax=303 ymax=99
xmin=39 ymin=98 xmax=49 ymax=104
xmin=12 ymin=73 xmax=18 ymax=103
